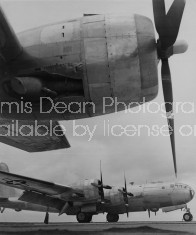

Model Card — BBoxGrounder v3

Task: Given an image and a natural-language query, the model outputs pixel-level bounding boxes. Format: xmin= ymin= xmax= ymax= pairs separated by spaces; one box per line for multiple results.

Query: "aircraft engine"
xmin=81 ymin=14 xmax=158 ymax=116
xmin=3 ymin=14 xmax=158 ymax=120
xmin=83 ymin=179 xmax=100 ymax=201
xmin=10 ymin=76 xmax=83 ymax=100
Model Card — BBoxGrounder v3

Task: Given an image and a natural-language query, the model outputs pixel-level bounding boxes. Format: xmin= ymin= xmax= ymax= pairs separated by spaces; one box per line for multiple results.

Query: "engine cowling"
xmin=82 ymin=14 xmax=158 ymax=116
xmin=2 ymin=14 xmax=158 ymax=120
xmin=83 ymin=179 xmax=100 ymax=201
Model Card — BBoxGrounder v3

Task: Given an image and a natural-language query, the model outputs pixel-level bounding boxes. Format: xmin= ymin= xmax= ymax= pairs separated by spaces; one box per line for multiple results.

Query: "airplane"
xmin=0 ymin=0 xmax=188 ymax=175
xmin=0 ymin=162 xmax=194 ymax=223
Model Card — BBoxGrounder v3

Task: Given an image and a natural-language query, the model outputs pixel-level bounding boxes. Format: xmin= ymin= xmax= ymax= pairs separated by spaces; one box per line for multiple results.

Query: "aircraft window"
xmin=162 ymin=186 xmax=165 ymax=189
xmin=62 ymin=33 xmax=64 ymax=37
xmin=62 ymin=25 xmax=65 ymax=29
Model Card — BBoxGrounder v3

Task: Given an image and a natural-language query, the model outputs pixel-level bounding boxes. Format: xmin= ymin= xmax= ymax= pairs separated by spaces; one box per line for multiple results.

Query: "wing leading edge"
xmin=0 ymin=170 xmax=74 ymax=196
xmin=0 ymin=5 xmax=22 ymax=61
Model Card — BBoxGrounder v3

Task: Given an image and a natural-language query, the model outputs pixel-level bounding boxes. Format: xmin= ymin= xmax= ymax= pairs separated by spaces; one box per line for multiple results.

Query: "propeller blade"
xmin=161 ymin=59 xmax=177 ymax=176
xmin=166 ymin=0 xmax=186 ymax=47
xmin=153 ymin=0 xmax=187 ymax=177
xmin=152 ymin=0 xmax=166 ymax=36
xmin=103 ymin=185 xmax=112 ymax=190
xmin=124 ymin=172 xmax=127 ymax=193
xmin=148 ymin=209 xmax=150 ymax=218
xmin=97 ymin=161 xmax=112 ymax=203
xmin=153 ymin=0 xmax=186 ymax=49
xmin=100 ymin=160 xmax=103 ymax=185
xmin=123 ymin=172 xmax=129 ymax=217
xmin=126 ymin=204 xmax=129 ymax=218
xmin=44 ymin=211 xmax=49 ymax=224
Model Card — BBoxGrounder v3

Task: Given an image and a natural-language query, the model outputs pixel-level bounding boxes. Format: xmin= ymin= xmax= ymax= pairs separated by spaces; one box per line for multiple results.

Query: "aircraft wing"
xmin=0 ymin=5 xmax=22 ymax=61
xmin=0 ymin=170 xmax=83 ymax=198
xmin=0 ymin=120 xmax=70 ymax=152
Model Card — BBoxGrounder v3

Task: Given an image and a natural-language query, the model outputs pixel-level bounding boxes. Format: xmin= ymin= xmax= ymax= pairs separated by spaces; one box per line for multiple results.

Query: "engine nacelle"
xmin=83 ymin=179 xmax=100 ymax=201
xmin=2 ymin=14 xmax=158 ymax=120
xmin=81 ymin=14 xmax=158 ymax=116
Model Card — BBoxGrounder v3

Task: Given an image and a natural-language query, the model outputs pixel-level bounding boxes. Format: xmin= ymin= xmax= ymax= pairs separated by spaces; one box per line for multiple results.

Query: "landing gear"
xmin=76 ymin=212 xmax=92 ymax=223
xmin=106 ymin=213 xmax=119 ymax=222
xmin=183 ymin=207 xmax=193 ymax=222
xmin=183 ymin=213 xmax=193 ymax=222
xmin=44 ymin=211 xmax=49 ymax=224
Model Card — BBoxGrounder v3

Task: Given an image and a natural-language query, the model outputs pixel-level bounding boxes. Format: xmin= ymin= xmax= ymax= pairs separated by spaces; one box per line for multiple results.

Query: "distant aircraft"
xmin=0 ymin=163 xmax=58 ymax=223
xmin=0 ymin=0 xmax=188 ymax=175
xmin=0 ymin=162 xmax=194 ymax=223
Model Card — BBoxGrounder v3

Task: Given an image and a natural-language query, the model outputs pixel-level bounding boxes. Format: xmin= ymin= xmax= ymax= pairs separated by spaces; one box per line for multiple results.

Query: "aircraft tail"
xmin=0 ymin=163 xmax=19 ymax=198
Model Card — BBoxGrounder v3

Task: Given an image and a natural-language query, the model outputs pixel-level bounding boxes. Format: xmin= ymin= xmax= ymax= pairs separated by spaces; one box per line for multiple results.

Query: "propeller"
xmin=118 ymin=172 xmax=133 ymax=217
xmin=152 ymin=0 xmax=188 ymax=177
xmin=148 ymin=209 xmax=150 ymax=218
xmin=91 ymin=161 xmax=112 ymax=204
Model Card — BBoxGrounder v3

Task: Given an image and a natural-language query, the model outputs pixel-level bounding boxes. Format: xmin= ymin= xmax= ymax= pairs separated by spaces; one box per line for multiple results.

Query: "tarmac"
xmin=0 ymin=221 xmax=196 ymax=235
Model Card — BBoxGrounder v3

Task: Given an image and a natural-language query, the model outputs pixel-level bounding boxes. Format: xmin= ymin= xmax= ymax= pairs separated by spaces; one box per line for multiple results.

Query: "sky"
xmin=0 ymin=0 xmax=195 ymax=223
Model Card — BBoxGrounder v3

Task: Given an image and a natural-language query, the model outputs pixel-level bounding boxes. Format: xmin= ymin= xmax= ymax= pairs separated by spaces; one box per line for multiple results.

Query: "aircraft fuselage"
xmin=64 ymin=181 xmax=194 ymax=216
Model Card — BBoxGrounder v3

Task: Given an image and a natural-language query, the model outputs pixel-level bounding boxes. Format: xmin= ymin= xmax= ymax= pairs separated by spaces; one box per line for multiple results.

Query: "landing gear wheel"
xmin=76 ymin=212 xmax=92 ymax=223
xmin=106 ymin=213 xmax=119 ymax=222
xmin=183 ymin=213 xmax=193 ymax=222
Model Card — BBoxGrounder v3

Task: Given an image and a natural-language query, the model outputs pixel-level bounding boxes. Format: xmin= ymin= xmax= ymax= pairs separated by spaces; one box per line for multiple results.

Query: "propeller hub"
xmin=172 ymin=40 xmax=188 ymax=55
xmin=157 ymin=40 xmax=172 ymax=59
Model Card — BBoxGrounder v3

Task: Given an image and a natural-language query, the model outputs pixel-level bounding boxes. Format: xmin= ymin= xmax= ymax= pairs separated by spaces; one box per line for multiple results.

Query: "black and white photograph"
xmin=0 ymin=0 xmax=195 ymax=234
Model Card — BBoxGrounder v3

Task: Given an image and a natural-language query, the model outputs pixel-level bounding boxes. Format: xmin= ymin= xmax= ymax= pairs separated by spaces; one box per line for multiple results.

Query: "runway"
xmin=0 ymin=222 xmax=196 ymax=235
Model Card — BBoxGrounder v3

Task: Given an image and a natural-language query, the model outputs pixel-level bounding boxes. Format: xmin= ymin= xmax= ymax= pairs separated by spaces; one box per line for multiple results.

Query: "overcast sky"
xmin=0 ymin=0 xmax=195 ymax=223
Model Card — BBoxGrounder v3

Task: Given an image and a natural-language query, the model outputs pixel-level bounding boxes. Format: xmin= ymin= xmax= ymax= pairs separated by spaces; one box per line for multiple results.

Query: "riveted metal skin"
xmin=0 ymin=14 xmax=158 ymax=120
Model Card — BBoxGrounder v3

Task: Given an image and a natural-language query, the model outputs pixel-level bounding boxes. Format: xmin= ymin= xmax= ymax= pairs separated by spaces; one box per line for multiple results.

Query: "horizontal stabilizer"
xmin=0 ymin=120 xmax=70 ymax=152
xmin=0 ymin=5 xmax=22 ymax=61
